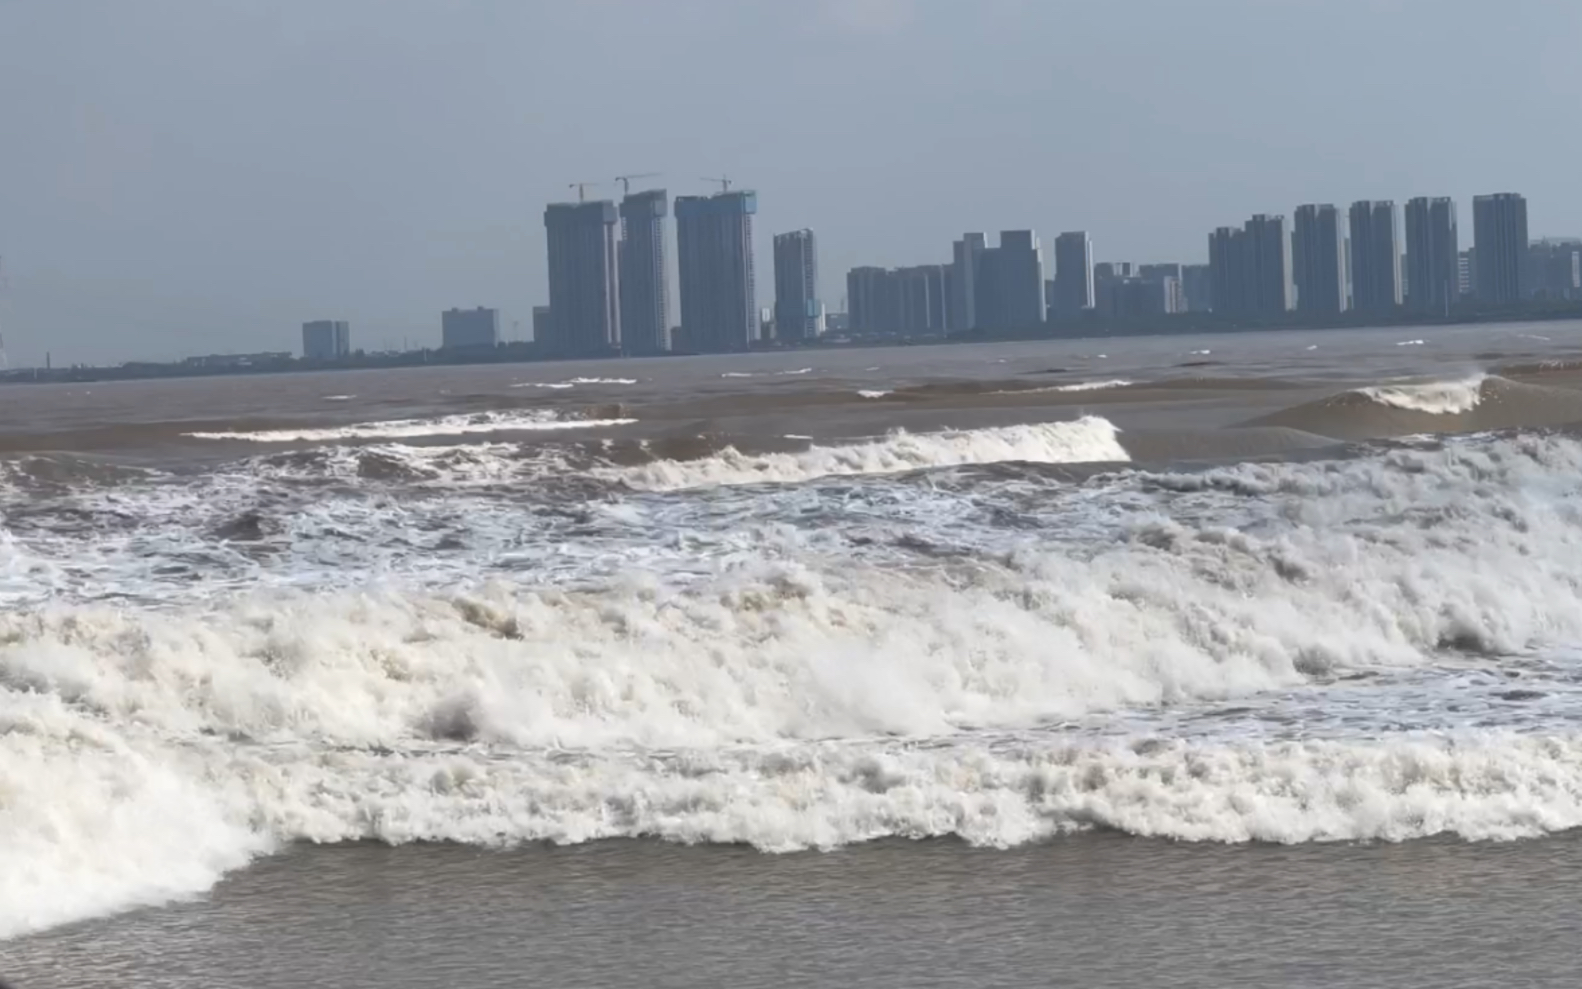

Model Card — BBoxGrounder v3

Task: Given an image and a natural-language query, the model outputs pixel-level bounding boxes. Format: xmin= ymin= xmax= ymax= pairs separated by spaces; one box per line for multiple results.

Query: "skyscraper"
xmin=1473 ymin=193 xmax=1529 ymax=304
xmin=1182 ymin=264 xmax=1213 ymax=312
xmin=845 ymin=265 xmax=945 ymax=337
xmin=1293 ymin=204 xmax=1347 ymax=315
xmin=1528 ymin=239 xmax=1582 ymax=301
xmin=675 ymin=190 xmax=758 ymax=353
xmin=893 ymin=265 xmax=948 ymax=335
xmin=618 ymin=189 xmax=670 ymax=354
xmin=772 ymin=229 xmax=819 ymax=342
xmin=975 ymin=230 xmax=1045 ymax=331
xmin=1244 ymin=214 xmax=1293 ymax=314
xmin=1404 ymin=197 xmax=1460 ymax=314
xmin=543 ymin=200 xmax=621 ymax=356
xmin=302 ymin=320 xmax=350 ymax=360
xmin=1208 ymin=216 xmax=1291 ymax=316
xmin=1209 ymin=226 xmax=1248 ymax=315
xmin=1349 ymin=201 xmax=1403 ymax=313
xmin=1051 ymin=232 xmax=1095 ymax=318
xmin=847 ymin=266 xmax=891 ymax=335
xmin=531 ymin=305 xmax=553 ymax=343
xmin=948 ymin=233 xmax=987 ymax=332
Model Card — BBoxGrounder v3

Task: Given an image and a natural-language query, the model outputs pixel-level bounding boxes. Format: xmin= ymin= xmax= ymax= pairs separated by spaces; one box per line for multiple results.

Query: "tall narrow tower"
xmin=772 ymin=229 xmax=820 ymax=342
xmin=674 ymin=189 xmax=758 ymax=353
xmin=543 ymin=199 xmax=622 ymax=356
xmin=618 ymin=189 xmax=670 ymax=354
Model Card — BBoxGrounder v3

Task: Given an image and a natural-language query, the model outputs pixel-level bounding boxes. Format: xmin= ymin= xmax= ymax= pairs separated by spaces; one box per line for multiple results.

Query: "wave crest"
xmin=607 ymin=417 xmax=1129 ymax=490
xmin=187 ymin=410 xmax=636 ymax=443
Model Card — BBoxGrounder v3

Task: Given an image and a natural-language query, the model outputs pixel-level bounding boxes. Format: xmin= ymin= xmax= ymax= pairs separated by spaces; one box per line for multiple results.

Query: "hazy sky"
xmin=2 ymin=0 xmax=1579 ymax=364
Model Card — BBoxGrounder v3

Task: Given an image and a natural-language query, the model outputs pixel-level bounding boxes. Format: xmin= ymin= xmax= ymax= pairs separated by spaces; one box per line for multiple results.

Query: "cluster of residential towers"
xmin=305 ymin=187 xmax=1581 ymax=360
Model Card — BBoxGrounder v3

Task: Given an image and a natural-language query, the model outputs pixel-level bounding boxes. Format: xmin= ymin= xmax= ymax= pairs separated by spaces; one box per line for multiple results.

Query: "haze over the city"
xmin=2 ymin=0 xmax=1579 ymax=364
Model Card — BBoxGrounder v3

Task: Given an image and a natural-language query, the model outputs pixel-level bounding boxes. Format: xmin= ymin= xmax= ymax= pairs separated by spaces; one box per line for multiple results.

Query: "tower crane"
xmin=614 ymin=172 xmax=661 ymax=196
xmin=568 ymin=181 xmax=600 ymax=202
xmin=701 ymin=176 xmax=733 ymax=193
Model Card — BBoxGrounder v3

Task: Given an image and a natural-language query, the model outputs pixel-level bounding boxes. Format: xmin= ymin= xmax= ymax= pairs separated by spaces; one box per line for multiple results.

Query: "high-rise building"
xmin=1404 ymin=197 xmax=1459 ymax=314
xmin=1051 ymin=231 xmax=1095 ymax=318
xmin=1182 ymin=264 xmax=1213 ymax=312
xmin=976 ymin=230 xmax=1045 ymax=331
xmin=1457 ymin=251 xmax=1474 ymax=299
xmin=1348 ymin=201 xmax=1403 ymax=313
xmin=1473 ymin=193 xmax=1529 ymax=304
xmin=441 ymin=307 xmax=499 ymax=349
xmin=1209 ymin=226 xmax=1248 ymax=315
xmin=1244 ymin=214 xmax=1293 ymax=314
xmin=1209 ymin=216 xmax=1291 ymax=316
xmin=1137 ymin=264 xmax=1186 ymax=314
xmin=948 ymin=233 xmax=987 ymax=332
xmin=845 ymin=265 xmax=945 ymax=336
xmin=847 ymin=266 xmax=891 ymax=335
xmin=675 ymin=190 xmax=758 ymax=353
xmin=531 ymin=305 xmax=553 ymax=343
xmin=543 ymin=200 xmax=621 ymax=356
xmin=1293 ymin=204 xmax=1347 ymax=315
xmin=618 ymin=189 xmax=670 ymax=354
xmin=1528 ymin=239 xmax=1582 ymax=301
xmin=1107 ymin=278 xmax=1183 ymax=316
xmin=1093 ymin=261 xmax=1136 ymax=317
xmin=302 ymin=320 xmax=350 ymax=360
xmin=772 ymin=229 xmax=820 ymax=342
xmin=893 ymin=265 xmax=948 ymax=335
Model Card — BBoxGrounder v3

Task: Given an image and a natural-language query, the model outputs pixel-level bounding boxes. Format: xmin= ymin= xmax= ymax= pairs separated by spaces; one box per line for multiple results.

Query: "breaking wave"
xmin=1243 ymin=375 xmax=1582 ymax=441
xmin=608 ymin=416 xmax=1129 ymax=490
xmin=10 ymin=431 xmax=1582 ymax=936
xmin=186 ymin=410 xmax=637 ymax=443
xmin=1057 ymin=379 xmax=1134 ymax=393
xmin=512 ymin=377 xmax=638 ymax=389
xmin=1355 ymin=374 xmax=1487 ymax=415
xmin=722 ymin=368 xmax=813 ymax=379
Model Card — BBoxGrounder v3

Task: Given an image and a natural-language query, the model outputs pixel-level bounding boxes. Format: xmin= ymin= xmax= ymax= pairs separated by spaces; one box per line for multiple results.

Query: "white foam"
xmin=1396 ymin=339 xmax=1426 ymax=347
xmin=722 ymin=368 xmax=813 ymax=379
xmin=1354 ymin=374 xmax=1486 ymax=415
xmin=186 ymin=410 xmax=636 ymax=443
xmin=607 ymin=416 xmax=1129 ymax=491
xmin=1190 ymin=349 xmax=1212 ymax=356
xmin=857 ymin=389 xmax=892 ymax=399
xmin=1056 ymin=379 xmax=1133 ymax=393
xmin=513 ymin=377 xmax=637 ymax=389
xmin=16 ymin=431 xmax=1582 ymax=936
xmin=321 ymin=394 xmax=356 ymax=402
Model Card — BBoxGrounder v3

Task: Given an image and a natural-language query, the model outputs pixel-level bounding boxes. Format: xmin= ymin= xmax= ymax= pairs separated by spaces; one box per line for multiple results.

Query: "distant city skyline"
xmin=5 ymin=2 xmax=1582 ymax=363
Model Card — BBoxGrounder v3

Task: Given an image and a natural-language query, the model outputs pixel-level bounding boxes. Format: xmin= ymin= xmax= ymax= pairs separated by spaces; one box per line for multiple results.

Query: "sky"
xmin=1 ymin=0 xmax=1580 ymax=364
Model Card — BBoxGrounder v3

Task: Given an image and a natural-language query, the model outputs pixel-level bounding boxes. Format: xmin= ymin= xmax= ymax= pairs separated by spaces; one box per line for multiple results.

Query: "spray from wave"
xmin=187 ymin=410 xmax=637 ymax=443
xmin=607 ymin=416 xmax=1129 ymax=490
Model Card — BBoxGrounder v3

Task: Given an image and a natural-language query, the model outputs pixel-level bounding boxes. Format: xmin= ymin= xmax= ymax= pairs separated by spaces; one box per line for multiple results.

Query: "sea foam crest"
xmin=1354 ymin=374 xmax=1486 ymax=415
xmin=186 ymin=410 xmax=636 ymax=442
xmin=610 ymin=416 xmax=1128 ymax=490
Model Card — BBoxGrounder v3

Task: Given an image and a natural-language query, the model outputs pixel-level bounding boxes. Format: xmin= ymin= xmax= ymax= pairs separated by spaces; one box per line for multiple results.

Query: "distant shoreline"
xmin=7 ymin=303 xmax=1580 ymax=386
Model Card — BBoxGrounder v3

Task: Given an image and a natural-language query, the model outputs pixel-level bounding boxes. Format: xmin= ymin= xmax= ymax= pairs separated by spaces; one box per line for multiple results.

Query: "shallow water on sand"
xmin=12 ymin=836 xmax=1582 ymax=989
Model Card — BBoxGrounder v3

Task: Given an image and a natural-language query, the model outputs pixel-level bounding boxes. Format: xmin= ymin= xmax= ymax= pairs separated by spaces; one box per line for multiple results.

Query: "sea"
xmin=6 ymin=322 xmax=1582 ymax=988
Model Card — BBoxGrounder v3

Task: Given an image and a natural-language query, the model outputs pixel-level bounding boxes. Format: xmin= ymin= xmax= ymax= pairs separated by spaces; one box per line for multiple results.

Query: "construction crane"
xmin=701 ymin=176 xmax=733 ymax=193
xmin=567 ymin=181 xmax=600 ymax=202
xmin=614 ymin=172 xmax=661 ymax=196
